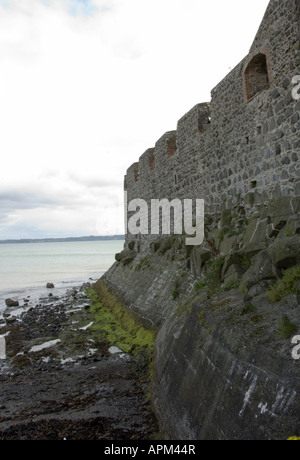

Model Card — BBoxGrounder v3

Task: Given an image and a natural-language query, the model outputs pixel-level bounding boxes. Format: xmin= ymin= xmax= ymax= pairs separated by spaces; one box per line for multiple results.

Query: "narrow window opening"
xmin=149 ymin=153 xmax=155 ymax=171
xmin=134 ymin=163 xmax=139 ymax=182
xmin=244 ymin=53 xmax=270 ymax=101
xmin=167 ymin=138 xmax=176 ymax=156
xmin=174 ymin=172 xmax=178 ymax=186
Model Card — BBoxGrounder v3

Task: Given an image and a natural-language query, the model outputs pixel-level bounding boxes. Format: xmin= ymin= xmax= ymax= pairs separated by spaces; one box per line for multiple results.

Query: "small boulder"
xmin=46 ymin=282 xmax=55 ymax=289
xmin=267 ymin=196 xmax=293 ymax=230
xmin=220 ymin=209 xmax=233 ymax=230
xmin=115 ymin=249 xmax=137 ymax=265
xmin=5 ymin=298 xmax=19 ymax=308
xmin=190 ymin=246 xmax=213 ymax=278
xmin=267 ymin=236 xmax=300 ymax=270
xmin=241 ymin=250 xmax=275 ymax=290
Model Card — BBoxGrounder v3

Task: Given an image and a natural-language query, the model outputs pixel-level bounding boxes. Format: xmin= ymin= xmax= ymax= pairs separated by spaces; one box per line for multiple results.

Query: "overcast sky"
xmin=0 ymin=0 xmax=270 ymax=239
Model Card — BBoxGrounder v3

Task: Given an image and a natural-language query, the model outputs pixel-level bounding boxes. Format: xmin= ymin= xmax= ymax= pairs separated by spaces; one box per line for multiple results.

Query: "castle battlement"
xmin=124 ymin=0 xmax=300 ymax=229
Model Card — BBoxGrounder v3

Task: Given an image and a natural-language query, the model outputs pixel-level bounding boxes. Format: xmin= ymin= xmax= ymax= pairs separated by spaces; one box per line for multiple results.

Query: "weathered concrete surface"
xmin=102 ymin=237 xmax=195 ymax=329
xmin=102 ymin=238 xmax=300 ymax=440
xmin=153 ymin=291 xmax=300 ymax=440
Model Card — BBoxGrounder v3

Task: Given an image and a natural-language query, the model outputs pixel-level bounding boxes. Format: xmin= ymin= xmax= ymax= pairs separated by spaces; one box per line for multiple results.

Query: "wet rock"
xmin=6 ymin=317 xmax=17 ymax=323
xmin=0 ymin=282 xmax=158 ymax=441
xmin=46 ymin=283 xmax=55 ymax=289
xmin=5 ymin=299 xmax=19 ymax=308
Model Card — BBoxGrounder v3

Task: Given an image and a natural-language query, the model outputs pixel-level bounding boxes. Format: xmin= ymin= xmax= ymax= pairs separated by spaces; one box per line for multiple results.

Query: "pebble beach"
xmin=0 ymin=283 xmax=158 ymax=440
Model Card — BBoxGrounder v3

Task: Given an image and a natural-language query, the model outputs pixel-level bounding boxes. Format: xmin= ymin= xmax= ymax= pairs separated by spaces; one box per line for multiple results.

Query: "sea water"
xmin=0 ymin=240 xmax=124 ymax=314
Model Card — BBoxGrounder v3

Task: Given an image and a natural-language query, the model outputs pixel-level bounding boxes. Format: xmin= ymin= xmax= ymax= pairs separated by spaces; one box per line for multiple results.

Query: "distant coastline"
xmin=0 ymin=235 xmax=125 ymax=244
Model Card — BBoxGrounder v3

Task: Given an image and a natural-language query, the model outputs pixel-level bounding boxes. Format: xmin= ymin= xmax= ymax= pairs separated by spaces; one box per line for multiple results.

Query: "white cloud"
xmin=0 ymin=0 xmax=270 ymax=238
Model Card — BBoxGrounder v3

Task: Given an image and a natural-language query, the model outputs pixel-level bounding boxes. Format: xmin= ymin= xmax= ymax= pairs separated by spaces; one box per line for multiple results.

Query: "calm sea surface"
xmin=0 ymin=240 xmax=124 ymax=313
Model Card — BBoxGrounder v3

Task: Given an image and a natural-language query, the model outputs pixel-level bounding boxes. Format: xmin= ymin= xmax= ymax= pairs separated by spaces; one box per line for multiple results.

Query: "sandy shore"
xmin=0 ymin=284 xmax=158 ymax=440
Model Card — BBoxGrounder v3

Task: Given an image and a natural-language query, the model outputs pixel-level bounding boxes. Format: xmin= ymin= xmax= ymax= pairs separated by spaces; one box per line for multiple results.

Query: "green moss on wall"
xmin=88 ymin=280 xmax=156 ymax=357
xmin=267 ymin=266 xmax=300 ymax=303
xmin=205 ymin=256 xmax=225 ymax=297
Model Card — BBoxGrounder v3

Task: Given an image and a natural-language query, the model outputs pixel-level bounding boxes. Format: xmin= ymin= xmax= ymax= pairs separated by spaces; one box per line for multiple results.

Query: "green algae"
xmin=87 ymin=280 xmax=156 ymax=357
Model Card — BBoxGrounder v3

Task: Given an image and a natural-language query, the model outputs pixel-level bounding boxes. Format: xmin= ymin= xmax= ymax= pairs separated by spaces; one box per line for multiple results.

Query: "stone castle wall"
xmin=124 ymin=0 xmax=300 ymax=245
xmin=102 ymin=1 xmax=300 ymax=439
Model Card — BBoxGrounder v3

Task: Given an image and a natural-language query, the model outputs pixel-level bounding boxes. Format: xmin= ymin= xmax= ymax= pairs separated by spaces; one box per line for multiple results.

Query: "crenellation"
xmin=154 ymin=131 xmax=177 ymax=158
xmin=138 ymin=149 xmax=154 ymax=175
xmin=138 ymin=148 xmax=157 ymax=202
xmin=176 ymin=103 xmax=211 ymax=147
xmin=148 ymin=148 xmax=155 ymax=171
xmin=123 ymin=0 xmax=299 ymax=239
xmin=152 ymin=131 xmax=177 ymax=199
xmin=125 ymin=162 xmax=141 ymax=204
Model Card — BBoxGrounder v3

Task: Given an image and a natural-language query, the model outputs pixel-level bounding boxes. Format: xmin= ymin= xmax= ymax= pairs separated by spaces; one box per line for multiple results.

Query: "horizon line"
xmin=0 ymin=235 xmax=125 ymax=244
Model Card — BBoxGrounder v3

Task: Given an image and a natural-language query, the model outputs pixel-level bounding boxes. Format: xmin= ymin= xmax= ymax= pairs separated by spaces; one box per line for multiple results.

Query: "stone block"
xmin=241 ymin=250 xmax=275 ymax=290
xmin=219 ymin=234 xmax=238 ymax=255
xmin=115 ymin=249 xmax=137 ymax=265
xmin=220 ymin=209 xmax=233 ymax=230
xmin=243 ymin=218 xmax=258 ymax=246
xmin=267 ymin=236 xmax=300 ymax=270
xmin=267 ymin=196 xmax=293 ymax=229
xmin=281 ymin=216 xmax=300 ymax=237
xmin=223 ymin=263 xmax=244 ymax=285
xmin=190 ymin=247 xmax=213 ymax=278
xmin=244 ymin=218 xmax=269 ymax=247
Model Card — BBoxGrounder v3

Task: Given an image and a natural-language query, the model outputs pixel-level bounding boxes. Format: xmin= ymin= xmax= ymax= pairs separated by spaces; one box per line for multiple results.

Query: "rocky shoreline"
xmin=0 ymin=284 xmax=159 ymax=440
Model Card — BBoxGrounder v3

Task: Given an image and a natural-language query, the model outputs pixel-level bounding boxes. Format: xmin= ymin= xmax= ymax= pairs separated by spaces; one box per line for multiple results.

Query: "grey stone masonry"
xmin=124 ymin=0 xmax=300 ymax=246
